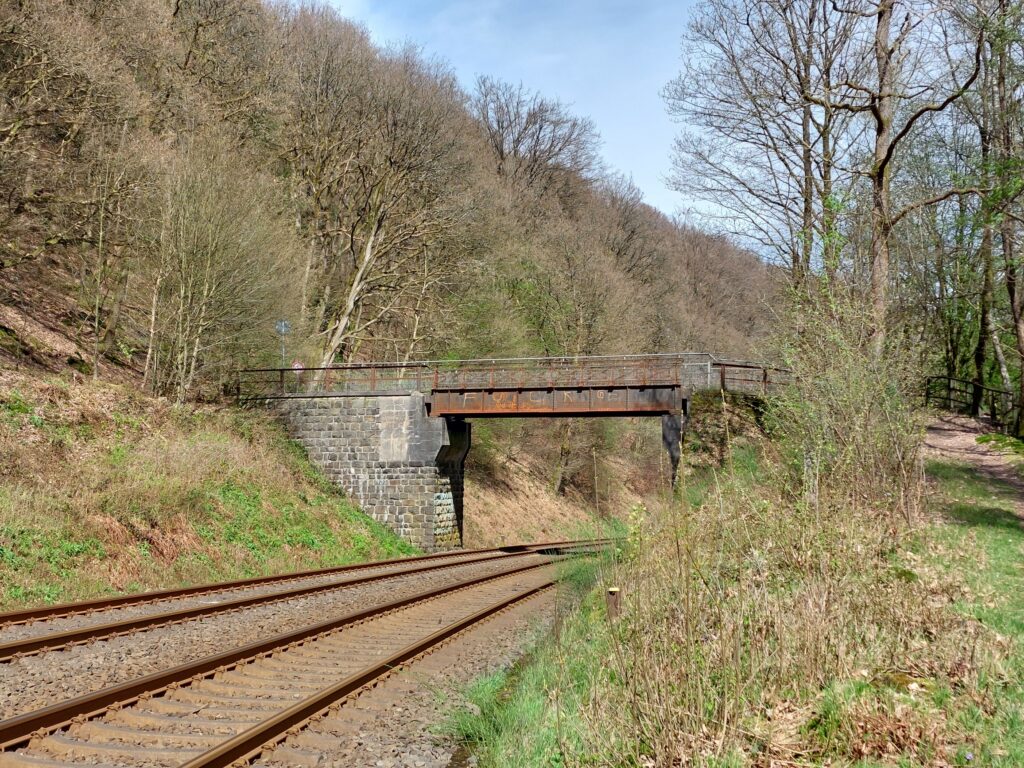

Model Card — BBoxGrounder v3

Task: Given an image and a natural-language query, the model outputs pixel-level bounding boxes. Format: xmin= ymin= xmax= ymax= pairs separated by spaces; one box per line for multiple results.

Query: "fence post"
xmin=605 ymin=587 xmax=621 ymax=622
xmin=278 ymin=369 xmax=285 ymax=395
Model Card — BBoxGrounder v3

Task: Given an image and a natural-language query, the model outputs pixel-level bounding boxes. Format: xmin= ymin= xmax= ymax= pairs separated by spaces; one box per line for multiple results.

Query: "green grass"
xmin=445 ymin=554 xmax=614 ymax=767
xmin=0 ymin=516 xmax=110 ymax=604
xmin=198 ymin=481 xmax=415 ymax=577
xmin=926 ymin=459 xmax=1024 ymax=766
xmin=976 ymin=432 xmax=1024 ymax=459
xmin=0 ymin=379 xmax=419 ymax=607
xmin=771 ymin=460 xmax=1024 ymax=767
xmin=0 ymin=475 xmax=417 ymax=605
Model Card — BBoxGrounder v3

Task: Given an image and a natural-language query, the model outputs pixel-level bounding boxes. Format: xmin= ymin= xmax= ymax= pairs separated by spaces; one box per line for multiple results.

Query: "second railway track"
xmin=0 ymin=551 xmax=574 ymax=768
xmin=0 ymin=550 xmax=529 ymax=660
xmin=3 ymin=547 xmax=605 ymax=720
xmin=0 ymin=540 xmax=607 ymax=660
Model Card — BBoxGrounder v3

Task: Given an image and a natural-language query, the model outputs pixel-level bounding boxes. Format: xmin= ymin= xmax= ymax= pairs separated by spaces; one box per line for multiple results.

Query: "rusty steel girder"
xmin=426 ymin=384 xmax=685 ymax=418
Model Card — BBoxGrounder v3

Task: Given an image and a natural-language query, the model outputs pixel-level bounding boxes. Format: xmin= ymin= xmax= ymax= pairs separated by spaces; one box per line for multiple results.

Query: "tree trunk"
xmin=100 ymin=257 xmax=129 ymax=356
xmin=143 ymin=273 xmax=162 ymax=391
xmin=821 ymin=110 xmax=838 ymax=280
xmin=973 ymin=228 xmax=994 ymax=415
xmin=869 ymin=0 xmax=895 ymax=359
xmin=316 ymin=223 xmax=381 ymax=376
xmin=799 ymin=101 xmax=813 ymax=286
xmin=993 ymin=0 xmax=1024 ymax=432
xmin=552 ymin=421 xmax=575 ymax=496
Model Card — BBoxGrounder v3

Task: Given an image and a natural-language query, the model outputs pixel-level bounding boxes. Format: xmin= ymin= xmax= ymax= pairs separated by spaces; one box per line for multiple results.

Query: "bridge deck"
xmin=238 ymin=354 xmax=788 ymax=417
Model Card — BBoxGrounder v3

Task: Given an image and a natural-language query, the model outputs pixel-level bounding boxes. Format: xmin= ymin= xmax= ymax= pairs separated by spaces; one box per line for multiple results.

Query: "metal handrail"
xmin=237 ymin=353 xmax=790 ymax=402
xmin=925 ymin=375 xmax=1013 ymax=399
xmin=240 ymin=353 xmax=790 ymax=374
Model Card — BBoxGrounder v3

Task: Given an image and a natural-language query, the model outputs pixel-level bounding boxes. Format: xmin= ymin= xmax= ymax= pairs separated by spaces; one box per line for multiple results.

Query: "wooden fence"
xmin=924 ymin=375 xmax=1018 ymax=433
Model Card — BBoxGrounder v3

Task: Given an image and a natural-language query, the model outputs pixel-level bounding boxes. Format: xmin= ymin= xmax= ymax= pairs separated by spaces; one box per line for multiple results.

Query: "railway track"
xmin=0 ymin=539 xmax=607 ymax=660
xmin=0 ymin=538 xmax=602 ymax=628
xmin=0 ymin=540 xmax=607 ymax=767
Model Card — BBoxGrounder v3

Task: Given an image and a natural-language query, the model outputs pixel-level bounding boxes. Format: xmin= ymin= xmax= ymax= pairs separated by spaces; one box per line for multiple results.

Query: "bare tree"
xmin=981 ymin=0 xmax=1024 ymax=426
xmin=593 ymin=175 xmax=664 ymax=282
xmin=805 ymin=0 xmax=983 ymax=354
xmin=665 ymin=0 xmax=862 ymax=284
xmin=281 ymin=7 xmax=469 ymax=369
xmin=74 ymin=127 xmax=155 ymax=376
xmin=142 ymin=137 xmax=302 ymax=402
xmin=472 ymin=76 xmax=601 ymax=202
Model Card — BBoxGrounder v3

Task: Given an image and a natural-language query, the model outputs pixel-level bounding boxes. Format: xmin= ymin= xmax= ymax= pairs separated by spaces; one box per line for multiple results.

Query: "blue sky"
xmin=332 ymin=0 xmax=692 ymax=215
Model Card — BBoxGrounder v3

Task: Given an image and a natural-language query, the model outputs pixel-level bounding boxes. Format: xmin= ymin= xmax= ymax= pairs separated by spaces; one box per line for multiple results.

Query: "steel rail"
xmin=0 ymin=550 xmax=541 ymax=661
xmin=0 ymin=556 xmax=561 ymax=750
xmin=183 ymin=579 xmax=554 ymax=768
xmin=0 ymin=550 xmax=479 ymax=627
xmin=0 ymin=537 xmax=600 ymax=627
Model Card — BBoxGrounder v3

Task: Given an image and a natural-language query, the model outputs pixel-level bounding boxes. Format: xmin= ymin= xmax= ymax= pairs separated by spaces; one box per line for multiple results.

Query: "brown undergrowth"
xmin=578 ymin=296 xmax=986 ymax=765
xmin=462 ymin=396 xmax=761 ymax=549
xmin=449 ymin=294 xmax=1002 ymax=767
xmin=584 ymin=455 xmax=979 ymax=766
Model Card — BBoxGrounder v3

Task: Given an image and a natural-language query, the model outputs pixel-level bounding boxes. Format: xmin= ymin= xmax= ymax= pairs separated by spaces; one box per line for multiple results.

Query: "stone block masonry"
xmin=276 ymin=393 xmax=471 ymax=552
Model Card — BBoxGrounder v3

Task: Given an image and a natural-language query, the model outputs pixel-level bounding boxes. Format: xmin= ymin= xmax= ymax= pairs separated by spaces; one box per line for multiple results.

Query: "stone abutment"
xmin=277 ymin=393 xmax=470 ymax=552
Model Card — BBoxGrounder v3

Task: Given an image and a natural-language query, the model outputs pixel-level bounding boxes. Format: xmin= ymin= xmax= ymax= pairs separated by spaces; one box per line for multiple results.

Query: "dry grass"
xmin=449 ymin=436 xmax=992 ymax=767
xmin=448 ymin=296 xmax=1005 ymax=767
xmin=581 ymin=466 xmax=977 ymax=766
xmin=462 ymin=399 xmax=759 ymax=549
xmin=0 ymin=370 xmax=415 ymax=607
xmin=464 ymin=451 xmax=641 ymax=548
xmin=568 ymin=299 xmax=971 ymax=765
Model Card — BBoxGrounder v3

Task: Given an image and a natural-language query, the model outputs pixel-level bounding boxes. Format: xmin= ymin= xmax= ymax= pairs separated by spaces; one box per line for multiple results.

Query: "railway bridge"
xmin=238 ymin=354 xmax=787 ymax=550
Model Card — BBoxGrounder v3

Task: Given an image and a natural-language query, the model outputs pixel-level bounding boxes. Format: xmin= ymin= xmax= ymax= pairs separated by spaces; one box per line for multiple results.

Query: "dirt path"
xmin=925 ymin=414 xmax=1024 ymax=518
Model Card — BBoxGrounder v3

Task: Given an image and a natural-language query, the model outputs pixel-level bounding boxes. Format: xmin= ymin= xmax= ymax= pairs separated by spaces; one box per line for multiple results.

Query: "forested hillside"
xmin=0 ymin=0 xmax=775 ymax=403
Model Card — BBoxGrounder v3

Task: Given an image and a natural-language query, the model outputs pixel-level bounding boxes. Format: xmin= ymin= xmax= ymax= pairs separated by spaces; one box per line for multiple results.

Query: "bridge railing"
xmin=924 ymin=375 xmax=1018 ymax=432
xmin=237 ymin=353 xmax=790 ymax=402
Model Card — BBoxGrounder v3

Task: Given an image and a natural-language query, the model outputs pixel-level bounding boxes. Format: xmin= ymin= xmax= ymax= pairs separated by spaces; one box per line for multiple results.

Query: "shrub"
xmin=768 ymin=288 xmax=925 ymax=525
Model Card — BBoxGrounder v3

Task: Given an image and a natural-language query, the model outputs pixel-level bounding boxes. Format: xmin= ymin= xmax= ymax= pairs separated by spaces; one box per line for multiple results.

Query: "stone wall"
xmin=276 ymin=393 xmax=470 ymax=551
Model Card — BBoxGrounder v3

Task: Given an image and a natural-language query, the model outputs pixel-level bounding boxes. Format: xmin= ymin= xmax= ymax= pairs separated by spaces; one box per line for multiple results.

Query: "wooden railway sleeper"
xmin=184 ymin=580 xmax=556 ymax=768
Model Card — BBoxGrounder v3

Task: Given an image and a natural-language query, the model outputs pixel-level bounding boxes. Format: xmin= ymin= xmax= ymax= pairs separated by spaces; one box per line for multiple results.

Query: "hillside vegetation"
xmin=0 ymin=370 xmax=416 ymax=608
xmin=0 ymin=0 xmax=777 ymax=509
xmin=0 ymin=0 xmax=773 ymax=386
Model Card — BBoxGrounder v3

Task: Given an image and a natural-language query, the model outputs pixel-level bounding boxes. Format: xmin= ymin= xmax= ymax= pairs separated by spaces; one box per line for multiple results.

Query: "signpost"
xmin=275 ymin=320 xmax=291 ymax=369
